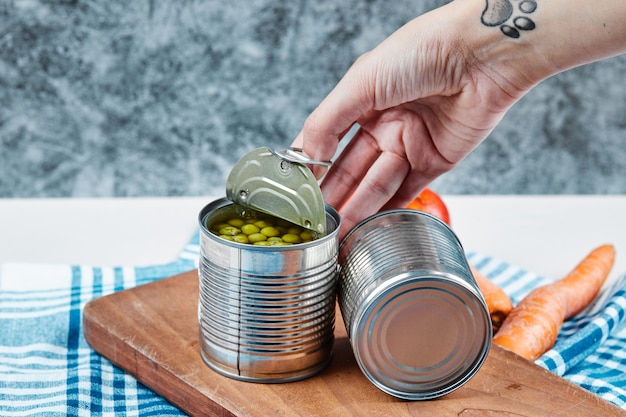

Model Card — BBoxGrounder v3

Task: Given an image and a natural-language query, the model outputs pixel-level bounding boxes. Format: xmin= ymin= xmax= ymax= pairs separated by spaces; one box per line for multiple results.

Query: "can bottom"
xmin=199 ymin=346 xmax=333 ymax=383
xmin=350 ymin=272 xmax=492 ymax=400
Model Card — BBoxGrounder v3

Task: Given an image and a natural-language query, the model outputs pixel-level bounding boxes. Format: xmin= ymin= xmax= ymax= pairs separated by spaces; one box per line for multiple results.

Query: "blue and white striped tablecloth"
xmin=1 ymin=230 xmax=626 ymax=415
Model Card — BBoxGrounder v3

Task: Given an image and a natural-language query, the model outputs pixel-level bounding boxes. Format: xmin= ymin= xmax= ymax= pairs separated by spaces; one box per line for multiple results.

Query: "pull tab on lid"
xmin=225 ymin=147 xmax=327 ymax=235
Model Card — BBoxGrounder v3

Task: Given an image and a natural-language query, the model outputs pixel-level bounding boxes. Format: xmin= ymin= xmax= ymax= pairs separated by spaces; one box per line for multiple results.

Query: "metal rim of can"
xmin=199 ymin=198 xmax=339 ymax=251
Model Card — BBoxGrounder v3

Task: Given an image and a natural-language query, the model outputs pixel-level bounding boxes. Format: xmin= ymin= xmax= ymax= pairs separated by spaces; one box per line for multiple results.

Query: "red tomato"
xmin=405 ymin=188 xmax=451 ymax=225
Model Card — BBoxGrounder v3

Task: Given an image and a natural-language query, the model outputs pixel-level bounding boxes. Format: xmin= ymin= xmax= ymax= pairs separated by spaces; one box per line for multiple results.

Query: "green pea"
xmin=209 ymin=209 xmax=320 ymax=245
xmin=241 ymin=224 xmax=260 ymax=235
xmin=270 ymin=241 xmax=291 ymax=246
xmin=233 ymin=234 xmax=249 ymax=244
xmin=260 ymin=226 xmax=280 ymax=237
xmin=253 ymin=241 xmax=271 ymax=246
xmin=248 ymin=233 xmax=267 ymax=243
xmin=227 ymin=218 xmax=245 ymax=228
xmin=287 ymin=226 xmax=303 ymax=235
xmin=282 ymin=233 xmax=302 ymax=244
xmin=219 ymin=226 xmax=241 ymax=236
xmin=300 ymin=230 xmax=314 ymax=242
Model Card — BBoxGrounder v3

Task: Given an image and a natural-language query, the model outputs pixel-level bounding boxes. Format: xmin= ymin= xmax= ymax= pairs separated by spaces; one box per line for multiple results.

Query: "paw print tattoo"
xmin=481 ymin=0 xmax=537 ymax=39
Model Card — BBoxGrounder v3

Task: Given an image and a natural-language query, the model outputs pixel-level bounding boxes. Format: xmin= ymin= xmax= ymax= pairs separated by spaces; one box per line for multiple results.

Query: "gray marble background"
xmin=1 ymin=0 xmax=624 ymax=198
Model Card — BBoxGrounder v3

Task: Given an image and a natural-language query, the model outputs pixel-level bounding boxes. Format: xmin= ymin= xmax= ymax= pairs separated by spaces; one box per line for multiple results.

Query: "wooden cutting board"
xmin=83 ymin=270 xmax=626 ymax=417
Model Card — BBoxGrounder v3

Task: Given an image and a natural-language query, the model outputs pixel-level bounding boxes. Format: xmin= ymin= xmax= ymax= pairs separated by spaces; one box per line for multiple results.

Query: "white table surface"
xmin=1 ymin=195 xmax=625 ymax=284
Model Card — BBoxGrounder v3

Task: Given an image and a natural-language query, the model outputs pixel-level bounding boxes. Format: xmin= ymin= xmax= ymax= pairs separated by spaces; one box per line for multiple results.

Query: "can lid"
xmin=225 ymin=147 xmax=327 ymax=234
xmin=350 ymin=271 xmax=492 ymax=400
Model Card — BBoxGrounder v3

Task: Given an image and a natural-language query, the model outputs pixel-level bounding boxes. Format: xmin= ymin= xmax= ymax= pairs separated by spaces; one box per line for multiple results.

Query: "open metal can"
xmin=337 ymin=209 xmax=492 ymax=400
xmin=198 ymin=197 xmax=341 ymax=382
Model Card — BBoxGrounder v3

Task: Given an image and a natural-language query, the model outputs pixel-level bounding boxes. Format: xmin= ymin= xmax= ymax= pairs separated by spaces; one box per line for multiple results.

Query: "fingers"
xmin=380 ymin=174 xmax=435 ymax=212
xmin=321 ymin=130 xmax=411 ymax=238
xmin=319 ymin=128 xmax=380 ymax=210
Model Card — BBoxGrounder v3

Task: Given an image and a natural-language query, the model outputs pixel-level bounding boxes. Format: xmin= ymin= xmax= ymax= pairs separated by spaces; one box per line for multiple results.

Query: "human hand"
xmin=293 ymin=1 xmax=531 ymax=237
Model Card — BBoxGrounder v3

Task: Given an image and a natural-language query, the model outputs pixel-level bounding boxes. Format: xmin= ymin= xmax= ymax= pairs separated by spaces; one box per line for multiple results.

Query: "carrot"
xmin=470 ymin=265 xmax=513 ymax=333
xmin=493 ymin=244 xmax=616 ymax=361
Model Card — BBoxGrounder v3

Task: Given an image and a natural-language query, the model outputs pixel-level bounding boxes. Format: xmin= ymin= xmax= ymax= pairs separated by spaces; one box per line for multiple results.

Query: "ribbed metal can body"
xmin=198 ymin=198 xmax=341 ymax=382
xmin=338 ymin=209 xmax=492 ymax=399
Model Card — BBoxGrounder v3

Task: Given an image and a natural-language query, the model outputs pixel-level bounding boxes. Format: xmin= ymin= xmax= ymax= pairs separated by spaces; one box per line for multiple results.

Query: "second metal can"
xmin=337 ymin=209 xmax=492 ymax=400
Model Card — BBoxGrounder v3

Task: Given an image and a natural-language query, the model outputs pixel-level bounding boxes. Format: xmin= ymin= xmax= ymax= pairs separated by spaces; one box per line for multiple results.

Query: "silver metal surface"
xmin=225 ymin=147 xmax=326 ymax=234
xmin=273 ymin=147 xmax=332 ymax=167
xmin=337 ymin=209 xmax=492 ymax=400
xmin=198 ymin=198 xmax=341 ymax=382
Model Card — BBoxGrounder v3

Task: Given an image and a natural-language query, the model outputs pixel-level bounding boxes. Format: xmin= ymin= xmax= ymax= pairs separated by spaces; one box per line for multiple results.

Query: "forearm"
xmin=461 ymin=0 xmax=626 ymax=89
xmin=525 ymin=0 xmax=626 ymax=71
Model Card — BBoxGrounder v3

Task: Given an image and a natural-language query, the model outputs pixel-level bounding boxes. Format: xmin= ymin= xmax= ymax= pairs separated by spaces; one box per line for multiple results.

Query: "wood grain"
xmin=83 ymin=270 xmax=626 ymax=417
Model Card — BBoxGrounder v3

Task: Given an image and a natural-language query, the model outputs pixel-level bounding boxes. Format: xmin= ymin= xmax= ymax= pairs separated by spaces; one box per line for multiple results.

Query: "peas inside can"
xmin=206 ymin=203 xmax=323 ymax=246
